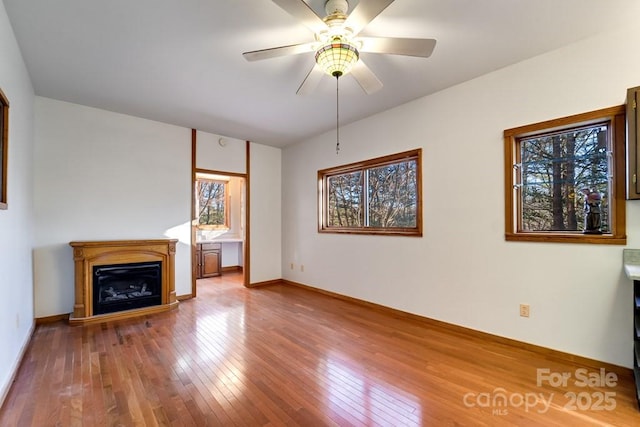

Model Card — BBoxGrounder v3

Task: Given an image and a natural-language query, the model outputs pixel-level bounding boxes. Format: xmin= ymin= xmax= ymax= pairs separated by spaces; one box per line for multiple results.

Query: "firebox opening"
xmin=92 ymin=261 xmax=162 ymax=315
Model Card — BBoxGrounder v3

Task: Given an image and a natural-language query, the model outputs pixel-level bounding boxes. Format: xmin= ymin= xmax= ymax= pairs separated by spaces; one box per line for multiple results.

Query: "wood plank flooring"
xmin=1 ymin=272 xmax=639 ymax=426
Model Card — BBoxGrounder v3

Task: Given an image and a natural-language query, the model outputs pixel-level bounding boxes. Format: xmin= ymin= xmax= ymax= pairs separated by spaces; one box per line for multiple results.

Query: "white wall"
xmin=282 ymin=24 xmax=640 ymax=368
xmin=227 ymin=176 xmax=244 ymax=240
xmin=250 ymin=142 xmax=282 ymax=283
xmin=196 ymin=131 xmax=246 ymax=174
xmin=33 ymin=98 xmax=192 ymax=316
xmin=0 ymin=1 xmax=35 ymax=403
xmin=221 ymin=242 xmax=243 ymax=268
xmin=32 ymin=104 xmax=283 ymax=315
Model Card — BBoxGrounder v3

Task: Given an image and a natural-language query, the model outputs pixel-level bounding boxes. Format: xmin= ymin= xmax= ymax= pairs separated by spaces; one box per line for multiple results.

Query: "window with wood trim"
xmin=195 ymin=173 xmax=230 ymax=230
xmin=318 ymin=149 xmax=422 ymax=236
xmin=504 ymin=106 xmax=626 ymax=244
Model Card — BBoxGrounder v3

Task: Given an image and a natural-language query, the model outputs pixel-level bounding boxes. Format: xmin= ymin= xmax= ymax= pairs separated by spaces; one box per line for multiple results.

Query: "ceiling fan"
xmin=243 ymin=0 xmax=437 ymax=95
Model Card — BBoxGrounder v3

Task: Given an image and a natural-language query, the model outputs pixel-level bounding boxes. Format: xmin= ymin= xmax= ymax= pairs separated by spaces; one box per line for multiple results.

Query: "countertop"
xmin=623 ymin=249 xmax=640 ymax=280
xmin=196 ymin=238 xmax=243 ymax=243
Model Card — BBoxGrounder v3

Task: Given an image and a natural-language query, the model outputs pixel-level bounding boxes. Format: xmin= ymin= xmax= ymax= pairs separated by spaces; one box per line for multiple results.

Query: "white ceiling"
xmin=3 ymin=0 xmax=639 ymax=147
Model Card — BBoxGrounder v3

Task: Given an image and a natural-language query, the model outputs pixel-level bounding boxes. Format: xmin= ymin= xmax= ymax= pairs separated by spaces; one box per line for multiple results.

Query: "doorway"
xmin=192 ymin=170 xmax=247 ymax=297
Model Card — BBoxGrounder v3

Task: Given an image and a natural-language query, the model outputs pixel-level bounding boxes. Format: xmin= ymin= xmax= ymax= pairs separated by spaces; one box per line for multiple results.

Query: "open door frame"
xmin=190 ymin=130 xmax=250 ymax=298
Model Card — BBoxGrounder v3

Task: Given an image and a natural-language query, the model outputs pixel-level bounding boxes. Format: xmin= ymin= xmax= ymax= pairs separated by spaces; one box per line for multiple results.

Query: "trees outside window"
xmin=504 ymin=106 xmax=626 ymax=244
xmin=327 ymin=171 xmax=362 ymax=227
xmin=520 ymin=125 xmax=609 ymax=232
xmin=196 ymin=177 xmax=229 ymax=229
xmin=319 ymin=149 xmax=422 ymax=236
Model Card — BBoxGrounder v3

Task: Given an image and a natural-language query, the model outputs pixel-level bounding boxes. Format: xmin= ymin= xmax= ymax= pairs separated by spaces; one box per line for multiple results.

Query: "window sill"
xmin=319 ymin=227 xmax=422 ymax=237
xmin=196 ymin=226 xmax=230 ymax=231
xmin=505 ymin=232 xmax=626 ymax=245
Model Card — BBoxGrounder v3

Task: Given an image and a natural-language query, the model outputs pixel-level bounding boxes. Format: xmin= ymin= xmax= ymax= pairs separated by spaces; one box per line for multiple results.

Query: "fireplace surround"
xmin=69 ymin=239 xmax=178 ymax=325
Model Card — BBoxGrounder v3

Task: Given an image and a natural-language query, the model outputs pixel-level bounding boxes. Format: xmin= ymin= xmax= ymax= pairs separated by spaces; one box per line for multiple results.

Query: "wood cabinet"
xmin=626 ymin=86 xmax=640 ymax=199
xmin=196 ymin=242 xmax=221 ymax=278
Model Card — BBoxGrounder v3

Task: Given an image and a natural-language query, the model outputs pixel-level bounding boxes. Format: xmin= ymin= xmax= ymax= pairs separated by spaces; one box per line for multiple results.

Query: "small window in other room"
xmin=318 ymin=149 xmax=422 ymax=236
xmin=195 ymin=174 xmax=229 ymax=230
xmin=504 ymin=106 xmax=626 ymax=244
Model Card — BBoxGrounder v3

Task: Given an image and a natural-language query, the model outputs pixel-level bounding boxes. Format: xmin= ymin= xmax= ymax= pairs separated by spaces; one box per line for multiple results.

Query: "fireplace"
xmin=69 ymin=239 xmax=178 ymax=325
xmin=93 ymin=261 xmax=162 ymax=315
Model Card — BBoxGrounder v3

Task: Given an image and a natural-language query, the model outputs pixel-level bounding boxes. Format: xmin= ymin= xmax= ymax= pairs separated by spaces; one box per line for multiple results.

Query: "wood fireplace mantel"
xmin=69 ymin=239 xmax=178 ymax=325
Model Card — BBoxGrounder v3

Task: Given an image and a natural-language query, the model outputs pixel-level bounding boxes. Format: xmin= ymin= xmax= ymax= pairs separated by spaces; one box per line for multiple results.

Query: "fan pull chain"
xmin=335 ymin=75 xmax=340 ymax=154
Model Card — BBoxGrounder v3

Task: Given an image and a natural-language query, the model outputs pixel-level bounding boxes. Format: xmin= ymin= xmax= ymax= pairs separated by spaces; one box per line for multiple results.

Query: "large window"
xmin=504 ymin=106 xmax=626 ymax=244
xmin=195 ymin=174 xmax=229 ymax=230
xmin=318 ymin=149 xmax=422 ymax=236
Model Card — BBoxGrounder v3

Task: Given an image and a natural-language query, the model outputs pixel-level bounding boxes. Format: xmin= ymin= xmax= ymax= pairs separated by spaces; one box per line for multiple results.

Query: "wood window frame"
xmin=504 ymin=105 xmax=626 ymax=244
xmin=0 ymin=88 xmax=8 ymax=210
xmin=318 ymin=149 xmax=423 ymax=237
xmin=195 ymin=174 xmax=230 ymax=230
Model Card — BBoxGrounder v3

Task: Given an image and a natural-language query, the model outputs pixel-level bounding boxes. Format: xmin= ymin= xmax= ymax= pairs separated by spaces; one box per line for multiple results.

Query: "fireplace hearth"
xmin=69 ymin=239 xmax=178 ymax=325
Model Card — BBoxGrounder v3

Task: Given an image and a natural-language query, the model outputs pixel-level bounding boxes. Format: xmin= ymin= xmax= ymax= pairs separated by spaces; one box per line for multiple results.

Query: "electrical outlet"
xmin=520 ymin=304 xmax=530 ymax=318
xmin=300 ymin=264 xmax=304 ymax=272
xmin=290 ymin=263 xmax=294 ymax=270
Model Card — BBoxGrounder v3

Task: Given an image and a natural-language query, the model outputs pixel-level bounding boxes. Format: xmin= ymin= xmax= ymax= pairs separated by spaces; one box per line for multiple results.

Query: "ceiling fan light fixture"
xmin=315 ymin=36 xmax=359 ymax=77
xmin=325 ymin=0 xmax=349 ymax=16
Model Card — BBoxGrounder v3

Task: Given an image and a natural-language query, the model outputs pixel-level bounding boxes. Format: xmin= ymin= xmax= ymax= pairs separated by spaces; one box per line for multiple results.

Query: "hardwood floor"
xmin=1 ymin=272 xmax=639 ymax=426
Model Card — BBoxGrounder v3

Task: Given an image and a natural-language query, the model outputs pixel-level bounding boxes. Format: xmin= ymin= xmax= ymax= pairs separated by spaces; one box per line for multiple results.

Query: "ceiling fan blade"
xmin=344 ymin=0 xmax=395 ymax=36
xmin=350 ymin=60 xmax=383 ymax=94
xmin=297 ymin=63 xmax=325 ymax=95
xmin=243 ymin=42 xmax=316 ymax=62
xmin=272 ymin=0 xmax=328 ymax=34
xmin=358 ymin=37 xmax=436 ymax=58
